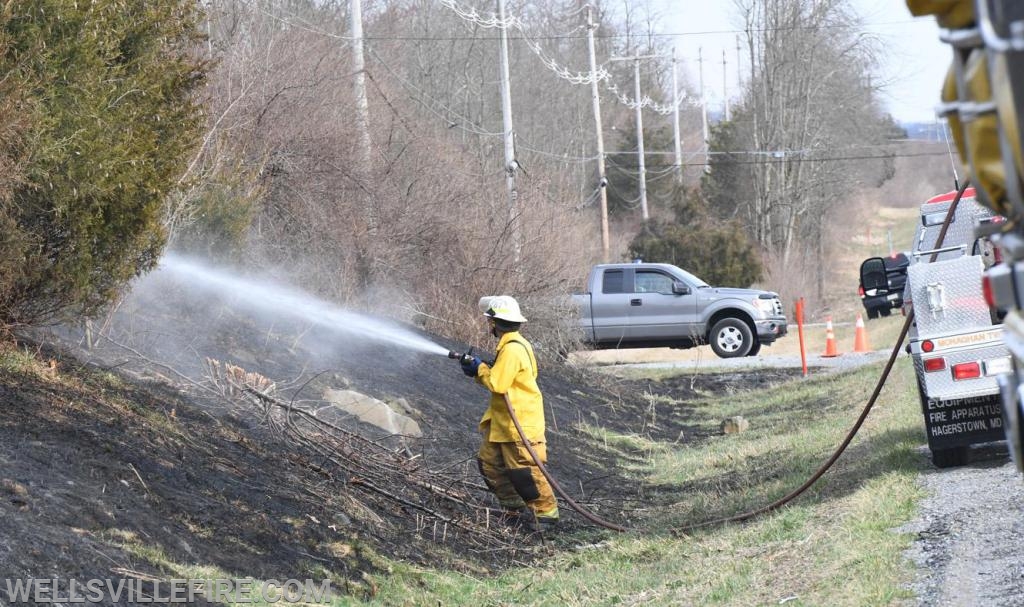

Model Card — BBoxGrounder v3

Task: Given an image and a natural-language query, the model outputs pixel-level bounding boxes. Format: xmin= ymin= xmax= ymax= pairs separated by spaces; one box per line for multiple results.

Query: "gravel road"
xmin=899 ymin=446 xmax=1024 ymax=606
xmin=608 ymin=348 xmax=893 ymax=373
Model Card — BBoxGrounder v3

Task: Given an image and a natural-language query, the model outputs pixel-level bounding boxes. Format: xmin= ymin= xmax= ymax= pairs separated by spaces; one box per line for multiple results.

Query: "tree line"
xmin=0 ymin=0 xmax=895 ymax=346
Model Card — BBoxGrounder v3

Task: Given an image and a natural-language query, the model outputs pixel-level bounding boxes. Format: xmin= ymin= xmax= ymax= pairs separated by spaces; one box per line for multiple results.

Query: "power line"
xmin=237 ymin=0 xmax=346 ymax=40
xmin=641 ymin=150 xmax=950 ymax=167
xmin=441 ymin=0 xmax=608 ymax=86
xmin=366 ymin=47 xmax=504 ymax=138
xmin=323 ymin=20 xmax=933 ymax=41
xmin=607 ymin=142 xmax=926 ymax=156
xmin=370 ymin=47 xmax=604 ymax=167
xmin=517 ymin=142 xmax=600 ymax=163
xmin=234 ymin=1 xmax=927 ymax=42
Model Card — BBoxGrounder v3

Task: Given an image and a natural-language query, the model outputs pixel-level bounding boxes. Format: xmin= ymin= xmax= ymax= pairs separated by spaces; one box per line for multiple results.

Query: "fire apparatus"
xmin=909 ymin=0 xmax=1024 ymax=472
xmin=862 ymin=188 xmax=1007 ymax=467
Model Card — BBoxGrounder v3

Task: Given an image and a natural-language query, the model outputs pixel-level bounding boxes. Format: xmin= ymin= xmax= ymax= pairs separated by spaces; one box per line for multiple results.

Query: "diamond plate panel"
xmin=912 ymin=196 xmax=996 ymax=262
xmin=913 ymin=341 xmax=1008 ymax=400
xmin=908 ymin=255 xmax=991 ymax=336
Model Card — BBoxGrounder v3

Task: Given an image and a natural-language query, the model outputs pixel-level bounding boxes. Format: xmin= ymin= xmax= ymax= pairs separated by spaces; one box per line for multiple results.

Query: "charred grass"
xmin=0 ymin=341 xmax=388 ymax=599
xmin=0 ymin=332 xmax=928 ymax=606
xmin=368 ymin=359 xmax=928 ymax=606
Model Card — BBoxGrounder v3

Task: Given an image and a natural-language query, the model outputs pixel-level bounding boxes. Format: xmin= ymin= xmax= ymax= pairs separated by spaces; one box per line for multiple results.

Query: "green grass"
xmin=343 ymin=359 xmax=928 ymax=606
xmin=0 ymin=344 xmax=46 ymax=374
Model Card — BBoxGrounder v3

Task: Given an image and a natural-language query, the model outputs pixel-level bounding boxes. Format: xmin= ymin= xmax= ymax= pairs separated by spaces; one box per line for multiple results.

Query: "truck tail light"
xmin=858 ymin=285 xmax=864 ymax=297
xmin=952 ymin=361 xmax=982 ymax=380
xmin=921 ymin=340 xmax=935 ymax=353
xmin=924 ymin=358 xmax=946 ymax=373
xmin=982 ymin=274 xmax=995 ymax=309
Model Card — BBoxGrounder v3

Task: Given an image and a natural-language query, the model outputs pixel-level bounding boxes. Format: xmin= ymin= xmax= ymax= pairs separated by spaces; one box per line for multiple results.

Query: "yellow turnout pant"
xmin=477 ymin=435 xmax=558 ymax=517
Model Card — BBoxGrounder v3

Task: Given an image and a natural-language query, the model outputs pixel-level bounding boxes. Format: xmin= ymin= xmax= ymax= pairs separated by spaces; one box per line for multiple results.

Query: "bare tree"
xmin=169 ymin=0 xmax=702 ymax=347
xmin=704 ymin=0 xmax=892 ymax=301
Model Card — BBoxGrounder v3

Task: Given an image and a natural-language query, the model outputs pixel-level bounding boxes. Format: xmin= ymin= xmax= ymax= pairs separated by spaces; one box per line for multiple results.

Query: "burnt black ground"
xmin=0 ymin=274 xmax=805 ymax=602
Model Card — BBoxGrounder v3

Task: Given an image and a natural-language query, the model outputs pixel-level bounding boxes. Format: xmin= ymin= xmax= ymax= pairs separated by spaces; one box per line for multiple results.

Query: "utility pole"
xmin=351 ymin=0 xmax=371 ymax=171
xmin=722 ymin=49 xmax=730 ymax=121
xmin=586 ymin=7 xmax=610 ymax=262
xmin=350 ymin=0 xmax=374 ymax=238
xmin=698 ymin=47 xmax=710 ymax=173
xmin=736 ymin=35 xmax=742 ymax=91
xmin=497 ymin=0 xmax=521 ymax=260
xmin=671 ymin=48 xmax=684 ymax=185
xmin=633 ymin=56 xmax=649 ymax=221
xmin=610 ymin=52 xmax=669 ymax=222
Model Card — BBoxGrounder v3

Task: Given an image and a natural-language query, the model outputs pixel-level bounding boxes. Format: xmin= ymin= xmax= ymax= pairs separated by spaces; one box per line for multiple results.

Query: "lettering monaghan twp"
xmin=933 ymin=329 xmax=1002 ymax=350
xmin=0 ymin=578 xmax=333 ymax=604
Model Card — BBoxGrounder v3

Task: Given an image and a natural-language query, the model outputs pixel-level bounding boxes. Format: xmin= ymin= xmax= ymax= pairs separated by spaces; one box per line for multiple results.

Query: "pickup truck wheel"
xmin=709 ymin=318 xmax=753 ymax=358
xmin=866 ymin=307 xmax=879 ymax=320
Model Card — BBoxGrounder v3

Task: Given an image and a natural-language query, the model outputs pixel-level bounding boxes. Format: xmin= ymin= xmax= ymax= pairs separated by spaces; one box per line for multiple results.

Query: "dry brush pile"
xmin=205 ymin=360 xmax=539 ymax=555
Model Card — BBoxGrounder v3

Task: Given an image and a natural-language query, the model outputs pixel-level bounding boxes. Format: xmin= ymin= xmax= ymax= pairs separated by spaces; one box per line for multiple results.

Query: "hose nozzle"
xmin=447 ymin=347 xmax=474 ymax=365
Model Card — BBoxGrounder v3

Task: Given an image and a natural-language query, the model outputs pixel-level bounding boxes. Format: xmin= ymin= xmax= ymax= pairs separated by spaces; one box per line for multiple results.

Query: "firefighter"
xmin=459 ymin=295 xmax=559 ymax=532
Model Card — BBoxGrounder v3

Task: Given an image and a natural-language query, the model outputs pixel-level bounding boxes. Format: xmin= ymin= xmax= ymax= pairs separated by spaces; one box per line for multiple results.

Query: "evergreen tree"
xmin=0 ymin=0 xmax=206 ymax=325
xmin=629 ymin=188 xmax=763 ymax=287
xmin=0 ymin=10 xmax=31 ymax=306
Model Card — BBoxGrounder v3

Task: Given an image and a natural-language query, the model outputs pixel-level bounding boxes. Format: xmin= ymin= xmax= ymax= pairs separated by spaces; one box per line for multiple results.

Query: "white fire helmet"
xmin=478 ymin=295 xmax=528 ymax=323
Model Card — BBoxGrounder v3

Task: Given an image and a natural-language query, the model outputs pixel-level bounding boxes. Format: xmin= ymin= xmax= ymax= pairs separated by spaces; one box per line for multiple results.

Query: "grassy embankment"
xmin=368 ymin=358 xmax=927 ymax=606
xmin=0 ymin=322 xmax=928 ymax=605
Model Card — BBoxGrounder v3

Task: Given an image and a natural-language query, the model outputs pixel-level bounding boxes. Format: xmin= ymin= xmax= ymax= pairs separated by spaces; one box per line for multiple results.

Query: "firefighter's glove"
xmin=461 ymin=356 xmax=481 ymax=377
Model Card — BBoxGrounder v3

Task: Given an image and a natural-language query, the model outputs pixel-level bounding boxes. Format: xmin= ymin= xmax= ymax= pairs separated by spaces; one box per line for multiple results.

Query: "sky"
xmin=654 ymin=0 xmax=948 ymax=124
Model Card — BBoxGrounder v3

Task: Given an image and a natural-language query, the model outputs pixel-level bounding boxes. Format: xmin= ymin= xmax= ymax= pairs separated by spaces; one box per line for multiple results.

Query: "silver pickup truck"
xmin=572 ymin=262 xmax=788 ymax=358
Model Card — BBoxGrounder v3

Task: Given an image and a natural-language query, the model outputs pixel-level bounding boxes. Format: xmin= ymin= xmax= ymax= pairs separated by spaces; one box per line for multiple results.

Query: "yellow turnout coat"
xmin=476 ymin=331 xmax=545 ymax=443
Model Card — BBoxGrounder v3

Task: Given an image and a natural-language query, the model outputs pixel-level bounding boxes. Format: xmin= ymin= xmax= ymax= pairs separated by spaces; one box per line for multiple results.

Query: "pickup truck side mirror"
xmin=859 ymin=257 xmax=888 ymax=291
xmin=672 ymin=281 xmax=691 ymax=295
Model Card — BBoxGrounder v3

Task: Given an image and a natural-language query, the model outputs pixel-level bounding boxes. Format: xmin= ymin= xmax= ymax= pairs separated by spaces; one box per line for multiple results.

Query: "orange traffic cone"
xmin=853 ymin=313 xmax=870 ymax=353
xmin=822 ymin=317 xmax=840 ymax=357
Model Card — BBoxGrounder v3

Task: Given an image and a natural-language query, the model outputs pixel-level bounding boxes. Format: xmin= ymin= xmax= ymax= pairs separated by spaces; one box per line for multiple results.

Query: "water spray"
xmin=157 ymin=254 xmax=452 ymax=357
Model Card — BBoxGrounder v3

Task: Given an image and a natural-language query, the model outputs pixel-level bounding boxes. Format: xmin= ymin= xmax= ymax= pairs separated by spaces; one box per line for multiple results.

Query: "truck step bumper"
xmin=755 ymin=319 xmax=788 ymax=342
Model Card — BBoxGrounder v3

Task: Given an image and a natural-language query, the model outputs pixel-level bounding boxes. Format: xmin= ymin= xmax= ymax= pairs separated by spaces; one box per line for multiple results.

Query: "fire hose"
xmin=682 ymin=182 xmax=967 ymax=530
xmin=454 ymin=182 xmax=968 ymax=534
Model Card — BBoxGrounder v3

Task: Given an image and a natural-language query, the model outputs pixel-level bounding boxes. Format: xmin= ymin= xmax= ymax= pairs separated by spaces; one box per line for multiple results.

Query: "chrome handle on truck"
xmin=630 ymin=298 xmax=642 ymax=306
xmin=913 ymin=244 xmax=968 ymax=258
xmin=926 ymin=282 xmax=946 ymax=318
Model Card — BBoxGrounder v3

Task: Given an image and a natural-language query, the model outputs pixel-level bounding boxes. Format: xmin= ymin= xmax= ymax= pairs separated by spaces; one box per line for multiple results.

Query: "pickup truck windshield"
xmin=675 ymin=269 xmax=709 ymax=288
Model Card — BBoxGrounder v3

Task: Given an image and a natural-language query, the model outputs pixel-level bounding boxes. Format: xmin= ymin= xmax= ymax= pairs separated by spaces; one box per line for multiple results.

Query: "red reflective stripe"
xmin=924 ymin=358 xmax=946 ymax=373
xmin=925 ymin=187 xmax=976 ymax=204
